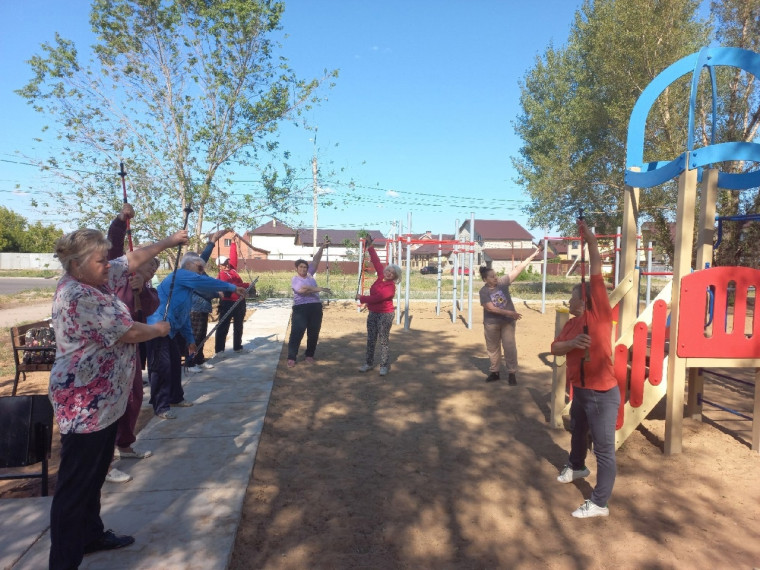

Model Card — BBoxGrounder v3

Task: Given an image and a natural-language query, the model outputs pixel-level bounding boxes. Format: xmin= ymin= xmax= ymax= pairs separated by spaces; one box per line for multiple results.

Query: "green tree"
xmin=21 ymin=221 xmax=64 ymax=253
xmin=513 ymin=0 xmax=709 ymax=240
xmin=17 ymin=0 xmax=337 ymax=254
xmin=0 ymin=207 xmax=27 ymax=252
xmin=708 ymin=0 xmax=760 ymax=267
xmin=0 ymin=207 xmax=62 ymax=253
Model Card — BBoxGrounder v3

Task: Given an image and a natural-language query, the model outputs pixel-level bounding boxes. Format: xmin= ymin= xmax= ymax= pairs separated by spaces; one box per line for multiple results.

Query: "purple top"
xmin=291 ymin=261 xmax=321 ymax=306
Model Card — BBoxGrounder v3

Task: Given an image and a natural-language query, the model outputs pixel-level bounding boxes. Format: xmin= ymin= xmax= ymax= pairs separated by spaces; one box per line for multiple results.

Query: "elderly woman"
xmin=287 ymin=242 xmax=331 ymax=367
xmin=48 ymin=227 xmax=187 ymax=569
xmin=355 ymin=241 xmax=401 ymax=376
xmin=478 ymin=246 xmax=541 ymax=385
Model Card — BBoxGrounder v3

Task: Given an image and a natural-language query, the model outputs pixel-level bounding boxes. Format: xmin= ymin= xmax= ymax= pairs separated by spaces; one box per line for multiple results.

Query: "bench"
xmin=10 ymin=320 xmax=55 ymax=396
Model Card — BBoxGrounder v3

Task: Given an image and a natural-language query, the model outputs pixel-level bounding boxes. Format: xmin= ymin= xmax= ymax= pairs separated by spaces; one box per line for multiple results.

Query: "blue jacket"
xmin=147 ymin=268 xmax=236 ymax=343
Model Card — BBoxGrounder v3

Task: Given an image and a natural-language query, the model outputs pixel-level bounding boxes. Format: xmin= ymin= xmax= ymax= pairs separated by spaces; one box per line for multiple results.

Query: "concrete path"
xmin=0 ymin=298 xmax=292 ymax=570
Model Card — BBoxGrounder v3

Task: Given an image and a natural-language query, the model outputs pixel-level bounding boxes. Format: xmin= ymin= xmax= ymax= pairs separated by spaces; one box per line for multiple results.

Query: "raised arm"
xmin=578 ymin=221 xmax=601 ymax=276
xmin=506 ymin=246 xmax=541 ymax=283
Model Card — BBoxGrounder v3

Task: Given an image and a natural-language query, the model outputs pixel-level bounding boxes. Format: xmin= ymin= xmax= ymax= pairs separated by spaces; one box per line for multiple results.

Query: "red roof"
xmin=483 ymin=247 xmax=552 ymax=261
xmin=464 ymin=220 xmax=534 ymax=241
xmin=296 ymin=228 xmax=386 ymax=247
xmin=412 ymin=243 xmax=455 ymax=256
xmin=249 ymin=220 xmax=298 ymax=236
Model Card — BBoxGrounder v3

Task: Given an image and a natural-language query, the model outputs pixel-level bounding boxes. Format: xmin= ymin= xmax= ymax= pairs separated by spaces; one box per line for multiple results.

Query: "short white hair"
xmin=385 ymin=264 xmax=402 ymax=283
xmin=180 ymin=252 xmax=204 ymax=269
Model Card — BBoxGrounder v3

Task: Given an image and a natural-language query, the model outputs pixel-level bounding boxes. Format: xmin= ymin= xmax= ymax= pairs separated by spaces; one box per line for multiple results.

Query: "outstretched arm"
xmin=506 ymin=246 xmax=541 ymax=283
xmin=578 ymin=221 xmax=601 ymax=276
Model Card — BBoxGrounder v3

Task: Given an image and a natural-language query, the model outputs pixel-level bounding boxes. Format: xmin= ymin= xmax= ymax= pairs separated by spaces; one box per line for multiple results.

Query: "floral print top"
xmin=49 ymin=256 xmax=136 ymax=434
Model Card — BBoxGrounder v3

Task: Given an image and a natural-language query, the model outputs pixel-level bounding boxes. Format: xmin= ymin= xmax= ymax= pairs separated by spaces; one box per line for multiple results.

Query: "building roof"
xmin=483 ymin=247 xmax=552 ymax=261
xmin=249 ymin=220 xmax=298 ymax=237
xmin=463 ymin=220 xmax=534 ymax=241
xmin=296 ymin=228 xmax=386 ymax=247
xmin=547 ymin=239 xmax=569 ymax=255
xmin=411 ymin=243 xmax=456 ymax=256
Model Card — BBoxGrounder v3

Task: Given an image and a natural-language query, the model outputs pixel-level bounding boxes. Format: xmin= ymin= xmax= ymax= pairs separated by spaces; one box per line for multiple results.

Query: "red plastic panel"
xmin=629 ymin=322 xmax=648 ymax=407
xmin=648 ymin=300 xmax=668 ymax=385
xmin=614 ymin=344 xmax=629 ymax=429
xmin=677 ymin=267 xmax=760 ymax=358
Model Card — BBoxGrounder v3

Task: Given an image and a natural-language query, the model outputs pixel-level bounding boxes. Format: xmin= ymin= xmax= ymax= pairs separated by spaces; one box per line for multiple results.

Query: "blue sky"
xmin=0 ymin=0 xmax=585 ymax=240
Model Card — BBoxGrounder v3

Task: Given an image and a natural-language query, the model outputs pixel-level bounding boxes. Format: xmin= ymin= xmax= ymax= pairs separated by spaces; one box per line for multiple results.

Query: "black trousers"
xmin=147 ymin=335 xmax=185 ymax=414
xmin=49 ymin=422 xmax=118 ymax=570
xmin=215 ymin=299 xmax=246 ymax=353
xmin=288 ymin=302 xmax=324 ymax=360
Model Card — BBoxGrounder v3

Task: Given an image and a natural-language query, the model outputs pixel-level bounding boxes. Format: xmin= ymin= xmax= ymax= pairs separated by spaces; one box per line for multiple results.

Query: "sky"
xmin=0 ymin=0 xmax=586 ymax=240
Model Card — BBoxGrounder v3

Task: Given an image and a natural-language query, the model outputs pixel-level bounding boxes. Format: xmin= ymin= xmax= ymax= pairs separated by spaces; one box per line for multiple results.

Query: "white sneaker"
xmin=106 ymin=468 xmax=132 ymax=484
xmin=199 ymin=362 xmax=214 ymax=369
xmin=358 ymin=364 xmax=374 ymax=372
xmin=557 ymin=465 xmax=591 ymax=483
xmin=572 ymin=499 xmax=609 ymax=518
xmin=185 ymin=366 xmax=202 ymax=374
xmin=379 ymin=366 xmax=388 ymax=376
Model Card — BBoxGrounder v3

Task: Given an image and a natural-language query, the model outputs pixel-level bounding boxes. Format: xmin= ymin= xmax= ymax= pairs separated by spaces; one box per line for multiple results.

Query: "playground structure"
xmin=552 ymin=47 xmax=760 ymax=455
xmin=355 ymin=214 xmax=478 ymax=330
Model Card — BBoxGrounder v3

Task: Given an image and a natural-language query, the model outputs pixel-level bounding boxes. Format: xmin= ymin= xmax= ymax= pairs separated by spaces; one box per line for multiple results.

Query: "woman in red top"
xmin=214 ymin=256 xmax=250 ymax=354
xmin=355 ymin=242 xmax=401 ymax=376
xmin=551 ymin=220 xmax=619 ymax=519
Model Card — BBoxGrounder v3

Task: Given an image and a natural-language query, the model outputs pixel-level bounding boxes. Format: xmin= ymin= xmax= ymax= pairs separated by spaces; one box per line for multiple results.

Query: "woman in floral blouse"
xmin=48 ymin=227 xmax=186 ymax=570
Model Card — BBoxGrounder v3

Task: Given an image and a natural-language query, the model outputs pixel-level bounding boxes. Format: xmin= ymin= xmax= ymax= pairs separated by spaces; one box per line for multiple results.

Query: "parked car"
xmin=450 ymin=266 xmax=471 ymax=275
xmin=420 ymin=265 xmax=441 ymax=275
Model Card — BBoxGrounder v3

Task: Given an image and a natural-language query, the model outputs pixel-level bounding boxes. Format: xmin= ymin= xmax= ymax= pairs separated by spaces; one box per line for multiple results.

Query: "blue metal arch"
xmin=625 ymin=47 xmax=760 ymax=189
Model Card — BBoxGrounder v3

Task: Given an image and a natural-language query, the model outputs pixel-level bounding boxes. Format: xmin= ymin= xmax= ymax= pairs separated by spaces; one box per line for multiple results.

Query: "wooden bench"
xmin=10 ymin=320 xmax=55 ymax=396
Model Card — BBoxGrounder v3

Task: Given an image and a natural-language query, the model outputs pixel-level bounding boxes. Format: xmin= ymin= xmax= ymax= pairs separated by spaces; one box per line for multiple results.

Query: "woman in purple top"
xmin=287 ymin=242 xmax=331 ymax=367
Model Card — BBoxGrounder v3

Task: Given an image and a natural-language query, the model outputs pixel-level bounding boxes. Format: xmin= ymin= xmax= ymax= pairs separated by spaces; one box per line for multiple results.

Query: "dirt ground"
xmin=2 ymin=300 xmax=759 ymax=568
xmin=229 ymin=300 xmax=759 ymax=570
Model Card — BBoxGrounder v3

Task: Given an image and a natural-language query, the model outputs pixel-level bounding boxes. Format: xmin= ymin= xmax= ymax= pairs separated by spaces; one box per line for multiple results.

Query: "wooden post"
xmin=550 ymin=307 xmax=570 ymax=429
xmin=618 ymin=181 xmax=640 ymax=339
xmin=664 ymin=166 xmax=698 ymax=455
xmin=686 ymin=168 xmax=719 ymax=419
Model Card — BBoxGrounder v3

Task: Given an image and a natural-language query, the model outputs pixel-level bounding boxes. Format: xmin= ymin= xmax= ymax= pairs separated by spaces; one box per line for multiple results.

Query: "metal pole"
xmin=452 ymin=219 xmax=458 ymax=324
xmin=436 ymin=232 xmax=442 ymax=315
xmin=467 ymin=213 xmax=474 ymax=329
xmin=404 ymin=212 xmax=411 ymax=329
xmin=541 ymin=231 xmax=548 ymax=314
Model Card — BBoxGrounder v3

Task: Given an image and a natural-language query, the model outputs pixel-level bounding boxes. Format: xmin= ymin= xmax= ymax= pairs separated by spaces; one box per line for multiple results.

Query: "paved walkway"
xmin=0 ymin=298 xmax=292 ymax=570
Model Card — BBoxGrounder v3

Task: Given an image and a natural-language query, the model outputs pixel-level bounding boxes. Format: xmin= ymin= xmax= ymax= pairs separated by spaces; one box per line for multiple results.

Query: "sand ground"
xmin=2 ymin=300 xmax=758 ymax=569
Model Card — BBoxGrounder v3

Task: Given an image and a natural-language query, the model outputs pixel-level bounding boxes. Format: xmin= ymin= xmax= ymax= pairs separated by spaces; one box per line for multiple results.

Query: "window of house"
xmin=224 ymin=239 xmax=231 ymax=247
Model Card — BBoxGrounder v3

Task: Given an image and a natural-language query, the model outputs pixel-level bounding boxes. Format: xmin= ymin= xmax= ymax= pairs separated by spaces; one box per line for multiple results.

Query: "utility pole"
xmin=311 ymin=135 xmax=319 ymax=256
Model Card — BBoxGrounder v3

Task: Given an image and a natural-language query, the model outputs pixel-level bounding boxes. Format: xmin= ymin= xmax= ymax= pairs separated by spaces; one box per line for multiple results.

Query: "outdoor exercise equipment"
xmin=622 ymin=46 xmax=760 ymax=454
xmin=552 ymin=47 xmax=760 ymax=454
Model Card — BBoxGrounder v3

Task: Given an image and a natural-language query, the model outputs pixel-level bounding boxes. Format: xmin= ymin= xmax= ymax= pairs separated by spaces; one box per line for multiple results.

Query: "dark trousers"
xmin=568 ymin=385 xmax=620 ymax=507
xmin=147 ymin=335 xmax=185 ymax=414
xmin=215 ymin=300 xmax=246 ymax=353
xmin=49 ymin=422 xmax=117 ymax=570
xmin=189 ymin=311 xmax=209 ymax=365
xmin=288 ymin=302 xmax=323 ymax=360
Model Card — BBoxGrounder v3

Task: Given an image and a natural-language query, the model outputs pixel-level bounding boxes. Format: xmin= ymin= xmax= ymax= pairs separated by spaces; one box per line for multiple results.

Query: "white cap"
xmin=217 ymin=255 xmax=229 ymax=265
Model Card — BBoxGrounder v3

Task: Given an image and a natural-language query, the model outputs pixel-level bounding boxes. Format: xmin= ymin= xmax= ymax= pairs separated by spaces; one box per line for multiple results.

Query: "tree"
xmin=0 ymin=207 xmax=27 ymax=252
xmin=515 ymin=0 xmax=760 ymax=267
xmin=17 ymin=0 xmax=337 ymax=257
xmin=513 ymin=0 xmax=709 ymax=238
xmin=708 ymin=0 xmax=760 ymax=267
xmin=0 ymin=207 xmax=62 ymax=253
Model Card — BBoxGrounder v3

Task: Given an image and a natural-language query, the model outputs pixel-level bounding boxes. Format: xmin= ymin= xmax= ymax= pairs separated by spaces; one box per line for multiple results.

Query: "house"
xmin=408 ymin=232 xmax=457 ymax=268
xmin=296 ymin=229 xmax=388 ymax=263
xmin=458 ymin=219 xmax=541 ymax=274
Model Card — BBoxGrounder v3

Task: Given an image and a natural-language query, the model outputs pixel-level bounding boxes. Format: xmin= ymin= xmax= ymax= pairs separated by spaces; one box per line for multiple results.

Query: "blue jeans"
xmin=568 ymin=385 xmax=620 ymax=507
